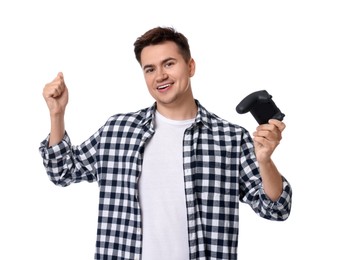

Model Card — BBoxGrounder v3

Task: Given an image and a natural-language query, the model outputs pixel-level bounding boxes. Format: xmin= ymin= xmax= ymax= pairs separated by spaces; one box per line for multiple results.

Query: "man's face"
xmin=140 ymin=41 xmax=195 ymax=109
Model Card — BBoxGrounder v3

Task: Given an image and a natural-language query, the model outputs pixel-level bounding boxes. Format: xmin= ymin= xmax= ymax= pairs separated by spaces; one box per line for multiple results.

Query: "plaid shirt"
xmin=39 ymin=100 xmax=292 ymax=260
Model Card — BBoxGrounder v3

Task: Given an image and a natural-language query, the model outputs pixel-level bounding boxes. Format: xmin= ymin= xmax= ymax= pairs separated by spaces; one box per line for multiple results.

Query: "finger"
xmin=254 ymin=134 xmax=280 ymax=149
xmin=268 ymin=119 xmax=286 ymax=132
xmin=256 ymin=130 xmax=281 ymax=142
xmin=50 ymin=85 xmax=61 ymax=98
xmin=52 ymin=72 xmax=66 ymax=94
xmin=46 ymin=72 xmax=64 ymax=87
xmin=43 ymin=80 xmax=65 ymax=99
xmin=43 ymin=84 xmax=61 ymax=98
xmin=57 ymin=72 xmax=64 ymax=80
xmin=53 ymin=72 xmax=64 ymax=84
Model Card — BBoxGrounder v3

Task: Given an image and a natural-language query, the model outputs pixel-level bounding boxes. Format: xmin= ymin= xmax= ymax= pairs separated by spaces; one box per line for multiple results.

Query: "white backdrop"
xmin=1 ymin=1 xmax=337 ymax=259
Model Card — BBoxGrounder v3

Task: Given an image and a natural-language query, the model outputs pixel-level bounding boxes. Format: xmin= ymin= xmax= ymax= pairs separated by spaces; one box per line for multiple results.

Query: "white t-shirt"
xmin=139 ymin=111 xmax=194 ymax=259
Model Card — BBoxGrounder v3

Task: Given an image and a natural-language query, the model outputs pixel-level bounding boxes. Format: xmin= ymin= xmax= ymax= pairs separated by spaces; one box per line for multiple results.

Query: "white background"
xmin=1 ymin=0 xmax=337 ymax=259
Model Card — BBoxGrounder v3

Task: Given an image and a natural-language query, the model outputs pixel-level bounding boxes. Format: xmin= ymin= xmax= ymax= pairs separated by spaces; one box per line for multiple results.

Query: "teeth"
xmin=158 ymin=84 xmax=170 ymax=89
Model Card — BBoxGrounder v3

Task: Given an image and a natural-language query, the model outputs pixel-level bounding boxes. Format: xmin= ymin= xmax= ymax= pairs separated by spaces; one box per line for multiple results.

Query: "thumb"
xmin=268 ymin=119 xmax=286 ymax=132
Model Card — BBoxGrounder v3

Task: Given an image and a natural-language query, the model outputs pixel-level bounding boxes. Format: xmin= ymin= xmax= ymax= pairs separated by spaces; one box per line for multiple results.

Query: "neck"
xmin=156 ymin=98 xmax=197 ymax=120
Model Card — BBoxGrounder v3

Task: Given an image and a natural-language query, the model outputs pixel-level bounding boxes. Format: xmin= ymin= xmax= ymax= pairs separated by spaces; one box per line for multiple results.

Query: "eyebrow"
xmin=142 ymin=57 xmax=176 ymax=71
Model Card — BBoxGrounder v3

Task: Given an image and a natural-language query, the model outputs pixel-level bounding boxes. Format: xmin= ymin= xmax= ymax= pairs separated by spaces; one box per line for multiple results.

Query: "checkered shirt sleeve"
xmin=39 ymin=130 xmax=100 ymax=187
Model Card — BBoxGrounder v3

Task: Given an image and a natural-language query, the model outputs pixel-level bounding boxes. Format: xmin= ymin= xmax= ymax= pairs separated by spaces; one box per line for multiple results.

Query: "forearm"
xmin=48 ymin=113 xmax=65 ymax=147
xmin=259 ymin=159 xmax=283 ymax=201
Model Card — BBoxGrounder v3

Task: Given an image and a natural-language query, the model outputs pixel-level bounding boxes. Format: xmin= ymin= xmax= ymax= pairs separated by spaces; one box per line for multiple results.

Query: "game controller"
xmin=236 ymin=90 xmax=285 ymax=124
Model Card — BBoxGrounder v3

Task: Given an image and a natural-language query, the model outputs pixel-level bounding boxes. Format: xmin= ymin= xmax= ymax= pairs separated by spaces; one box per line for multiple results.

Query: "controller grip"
xmin=236 ymin=90 xmax=285 ymax=124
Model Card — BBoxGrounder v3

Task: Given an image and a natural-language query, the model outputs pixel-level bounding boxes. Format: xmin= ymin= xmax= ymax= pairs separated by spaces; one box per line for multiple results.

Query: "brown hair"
xmin=133 ymin=26 xmax=191 ymax=64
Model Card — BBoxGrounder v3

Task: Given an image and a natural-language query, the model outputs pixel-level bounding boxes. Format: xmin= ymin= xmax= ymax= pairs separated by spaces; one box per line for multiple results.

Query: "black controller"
xmin=236 ymin=90 xmax=285 ymax=124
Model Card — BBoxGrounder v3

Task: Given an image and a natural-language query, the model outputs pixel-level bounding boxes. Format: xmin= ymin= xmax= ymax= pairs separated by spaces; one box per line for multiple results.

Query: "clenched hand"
xmin=43 ymin=72 xmax=68 ymax=116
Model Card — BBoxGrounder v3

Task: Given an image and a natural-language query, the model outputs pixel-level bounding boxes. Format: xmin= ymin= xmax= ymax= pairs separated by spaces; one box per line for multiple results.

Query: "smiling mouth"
xmin=157 ymin=83 xmax=172 ymax=90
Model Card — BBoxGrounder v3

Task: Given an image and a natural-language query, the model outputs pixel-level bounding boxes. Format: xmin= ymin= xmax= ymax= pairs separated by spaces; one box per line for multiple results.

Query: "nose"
xmin=156 ymin=68 xmax=168 ymax=81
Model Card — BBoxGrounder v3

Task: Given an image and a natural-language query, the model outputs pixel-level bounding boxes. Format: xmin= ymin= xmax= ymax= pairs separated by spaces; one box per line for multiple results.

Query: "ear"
xmin=188 ymin=58 xmax=196 ymax=77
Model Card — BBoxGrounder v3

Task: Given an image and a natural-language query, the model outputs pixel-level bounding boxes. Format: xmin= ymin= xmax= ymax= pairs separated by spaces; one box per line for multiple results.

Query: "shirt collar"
xmin=140 ymin=99 xmax=213 ymax=131
xmin=194 ymin=99 xmax=213 ymax=130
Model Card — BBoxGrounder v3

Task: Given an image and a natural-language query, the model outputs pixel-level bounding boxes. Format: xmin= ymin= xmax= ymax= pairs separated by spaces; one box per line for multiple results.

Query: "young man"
xmin=40 ymin=26 xmax=292 ymax=260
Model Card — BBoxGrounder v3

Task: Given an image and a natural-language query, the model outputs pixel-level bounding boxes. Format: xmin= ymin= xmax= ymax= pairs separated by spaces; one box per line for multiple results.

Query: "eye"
xmin=165 ymin=61 xmax=175 ymax=68
xmin=144 ymin=67 xmax=154 ymax=74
